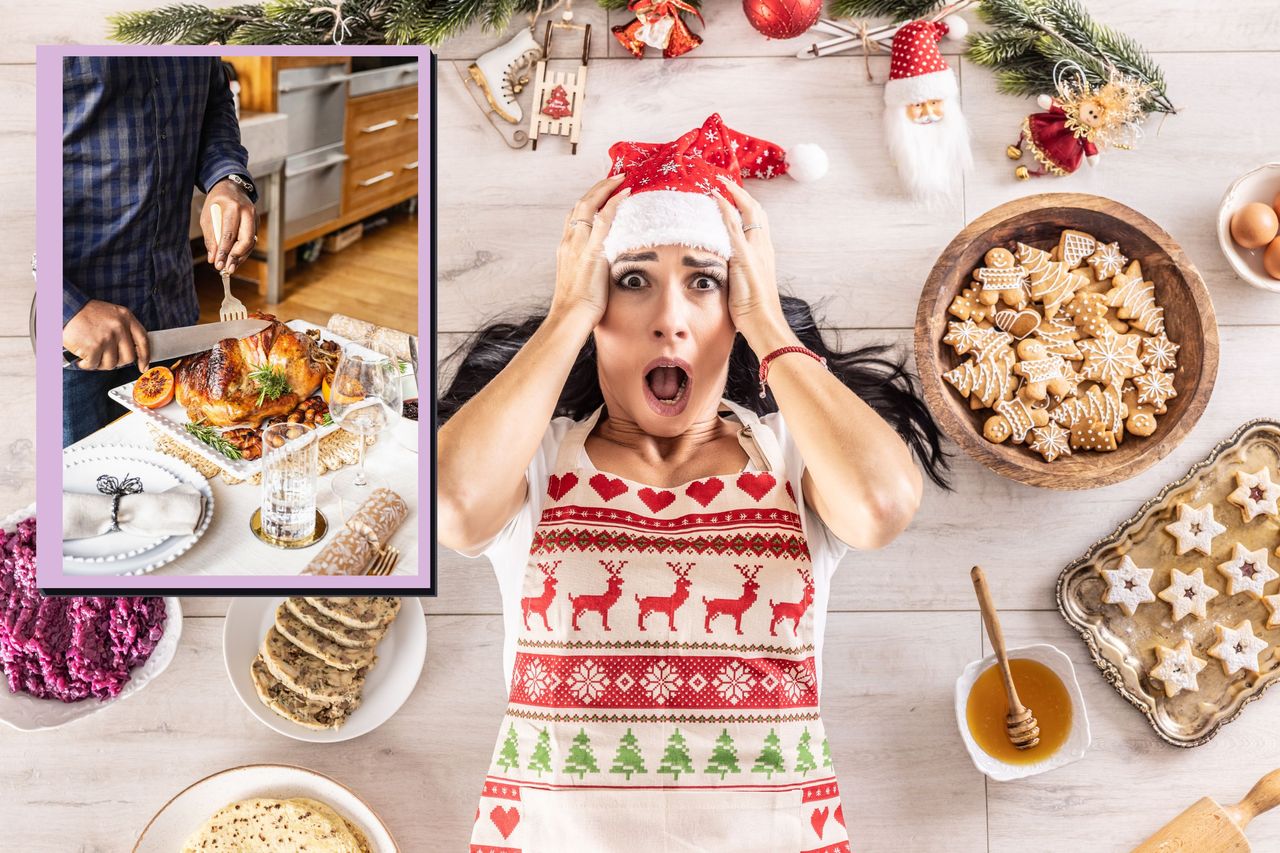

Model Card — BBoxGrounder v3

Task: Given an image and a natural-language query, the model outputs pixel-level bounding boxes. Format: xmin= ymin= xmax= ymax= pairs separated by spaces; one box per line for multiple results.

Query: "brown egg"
xmin=1232 ymin=202 xmax=1280 ymax=249
xmin=1264 ymin=235 xmax=1280 ymax=280
xmin=1274 ymin=189 xmax=1280 ymax=219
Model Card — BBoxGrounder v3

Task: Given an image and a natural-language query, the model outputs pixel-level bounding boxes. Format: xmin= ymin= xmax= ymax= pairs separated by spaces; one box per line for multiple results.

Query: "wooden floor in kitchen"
xmin=196 ymin=210 xmax=420 ymax=336
xmin=2 ymin=3 xmax=1280 ymax=852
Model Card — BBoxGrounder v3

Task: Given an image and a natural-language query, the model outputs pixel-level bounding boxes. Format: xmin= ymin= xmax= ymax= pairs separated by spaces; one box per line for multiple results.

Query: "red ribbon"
xmin=628 ymin=0 xmax=704 ymax=26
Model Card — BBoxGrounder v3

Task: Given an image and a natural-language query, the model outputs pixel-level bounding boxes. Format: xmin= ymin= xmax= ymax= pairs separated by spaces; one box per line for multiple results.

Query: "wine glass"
xmin=328 ymin=345 xmax=403 ymax=511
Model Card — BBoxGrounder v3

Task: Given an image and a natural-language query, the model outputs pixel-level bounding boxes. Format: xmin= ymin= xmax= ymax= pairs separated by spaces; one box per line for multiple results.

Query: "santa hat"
xmin=883 ymin=19 xmax=959 ymax=107
xmin=602 ymin=113 xmax=827 ymax=262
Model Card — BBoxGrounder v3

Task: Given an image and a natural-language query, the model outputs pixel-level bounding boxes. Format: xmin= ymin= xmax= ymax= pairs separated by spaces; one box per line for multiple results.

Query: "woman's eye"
xmin=692 ymin=276 xmax=722 ymax=291
xmin=616 ymin=273 xmax=645 ymax=289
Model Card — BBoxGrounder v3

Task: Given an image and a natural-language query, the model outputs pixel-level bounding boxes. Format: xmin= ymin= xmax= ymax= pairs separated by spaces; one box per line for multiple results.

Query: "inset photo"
xmin=35 ymin=46 xmax=433 ymax=592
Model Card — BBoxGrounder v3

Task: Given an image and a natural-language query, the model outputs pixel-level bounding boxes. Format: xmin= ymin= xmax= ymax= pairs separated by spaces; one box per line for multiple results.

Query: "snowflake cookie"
xmin=1264 ymin=594 xmax=1280 ymax=630
xmin=1207 ymin=620 xmax=1270 ymax=676
xmin=1099 ymin=555 xmax=1156 ymax=616
xmin=1133 ymin=369 xmax=1177 ymax=413
xmin=1087 ymin=241 xmax=1128 ymax=279
xmin=1139 ymin=333 xmax=1180 ymax=371
xmin=1216 ymin=542 xmax=1279 ymax=599
xmin=1164 ymin=502 xmax=1227 ymax=557
xmin=1226 ymin=467 xmax=1280 ymax=523
xmin=1078 ymin=333 xmax=1143 ymax=386
xmin=943 ymin=319 xmax=986 ymax=355
xmin=1028 ymin=421 xmax=1072 ymax=462
xmin=1156 ymin=567 xmax=1220 ymax=622
xmin=1149 ymin=639 xmax=1208 ymax=698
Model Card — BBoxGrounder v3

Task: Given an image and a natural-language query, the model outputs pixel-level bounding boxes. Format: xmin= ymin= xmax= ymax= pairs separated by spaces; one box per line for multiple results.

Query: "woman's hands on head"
xmin=712 ymin=178 xmax=790 ymax=348
xmin=550 ymin=173 xmax=629 ymax=330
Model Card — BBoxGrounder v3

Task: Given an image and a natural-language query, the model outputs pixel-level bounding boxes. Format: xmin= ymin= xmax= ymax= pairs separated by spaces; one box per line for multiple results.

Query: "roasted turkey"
xmin=175 ymin=313 xmax=326 ymax=427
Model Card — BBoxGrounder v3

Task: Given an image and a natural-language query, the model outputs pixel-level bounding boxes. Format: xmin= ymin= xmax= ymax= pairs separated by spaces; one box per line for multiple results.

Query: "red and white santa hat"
xmin=602 ymin=113 xmax=827 ymax=262
xmin=883 ymin=19 xmax=960 ymax=107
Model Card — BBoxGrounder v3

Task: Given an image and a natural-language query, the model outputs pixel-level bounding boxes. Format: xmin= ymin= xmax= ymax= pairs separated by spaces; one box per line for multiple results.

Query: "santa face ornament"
xmin=882 ymin=19 xmax=973 ymax=206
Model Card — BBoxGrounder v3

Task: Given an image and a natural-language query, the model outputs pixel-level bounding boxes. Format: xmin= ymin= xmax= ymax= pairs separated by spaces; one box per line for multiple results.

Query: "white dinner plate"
xmin=62 ymin=453 xmax=180 ymax=562
xmin=133 ymin=763 xmax=399 ymax=852
xmin=0 ymin=587 xmax=182 ymax=731
xmin=61 ymin=445 xmax=214 ymax=576
xmin=223 ymin=596 xmax=426 ymax=743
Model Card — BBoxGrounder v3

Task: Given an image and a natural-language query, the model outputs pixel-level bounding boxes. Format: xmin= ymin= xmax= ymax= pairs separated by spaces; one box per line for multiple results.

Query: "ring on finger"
xmin=569 ymin=219 xmax=593 ymax=229
xmin=742 ymin=223 xmax=764 ymax=233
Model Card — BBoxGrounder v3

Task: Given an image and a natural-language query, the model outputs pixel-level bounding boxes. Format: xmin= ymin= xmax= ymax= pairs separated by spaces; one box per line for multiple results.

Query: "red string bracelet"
xmin=758 ymin=345 xmax=827 ymax=398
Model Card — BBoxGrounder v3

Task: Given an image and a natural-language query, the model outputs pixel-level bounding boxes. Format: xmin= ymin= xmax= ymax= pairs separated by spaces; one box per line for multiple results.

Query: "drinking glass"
xmin=259 ymin=422 xmax=319 ymax=546
xmin=328 ymin=346 xmax=403 ymax=510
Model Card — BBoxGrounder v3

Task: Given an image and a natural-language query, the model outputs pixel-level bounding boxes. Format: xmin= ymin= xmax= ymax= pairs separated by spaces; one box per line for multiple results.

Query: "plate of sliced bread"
xmin=223 ymin=596 xmax=425 ymax=742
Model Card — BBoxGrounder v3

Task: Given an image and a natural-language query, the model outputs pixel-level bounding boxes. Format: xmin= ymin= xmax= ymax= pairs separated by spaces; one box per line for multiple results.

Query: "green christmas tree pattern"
xmin=657 ymin=729 xmax=695 ymax=781
xmin=752 ymin=728 xmax=786 ymax=779
xmin=564 ymin=728 xmax=600 ymax=779
xmin=794 ymin=728 xmax=817 ymax=776
xmin=496 ymin=723 xmax=520 ymax=772
xmin=822 ymin=736 xmax=833 ymax=769
xmin=705 ymin=728 xmax=741 ymax=780
xmin=528 ymin=727 xmax=553 ymax=777
xmin=609 ymin=728 xmax=647 ymax=780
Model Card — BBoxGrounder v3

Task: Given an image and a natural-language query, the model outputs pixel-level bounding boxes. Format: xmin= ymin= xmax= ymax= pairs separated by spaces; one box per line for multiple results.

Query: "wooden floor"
xmin=2 ymin=2 xmax=1280 ymax=852
xmin=196 ymin=211 xmax=419 ymax=335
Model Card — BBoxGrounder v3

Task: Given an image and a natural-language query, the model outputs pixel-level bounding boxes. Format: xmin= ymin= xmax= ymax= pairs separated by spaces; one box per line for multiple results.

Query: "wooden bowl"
xmin=915 ymin=193 xmax=1219 ymax=490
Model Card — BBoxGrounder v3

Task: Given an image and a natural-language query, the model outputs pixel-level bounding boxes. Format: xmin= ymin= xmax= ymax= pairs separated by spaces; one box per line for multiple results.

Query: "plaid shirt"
xmin=63 ymin=56 xmax=255 ymax=330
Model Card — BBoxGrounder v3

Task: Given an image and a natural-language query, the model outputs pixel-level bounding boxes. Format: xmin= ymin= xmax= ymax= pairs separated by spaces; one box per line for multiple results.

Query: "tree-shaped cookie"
xmin=1105 ymin=267 xmax=1165 ymax=334
xmin=1050 ymin=382 xmax=1126 ymax=436
xmin=1033 ymin=316 xmax=1081 ymax=360
xmin=1017 ymin=242 xmax=1086 ymax=318
xmin=944 ymin=334 xmax=1017 ymax=409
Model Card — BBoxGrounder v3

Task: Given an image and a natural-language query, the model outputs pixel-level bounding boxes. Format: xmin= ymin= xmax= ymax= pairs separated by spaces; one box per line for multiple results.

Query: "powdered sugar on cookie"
xmin=1099 ymin=555 xmax=1156 ymax=616
xmin=1164 ymin=502 xmax=1227 ymax=557
xmin=1216 ymin=542 xmax=1279 ymax=599
xmin=1149 ymin=639 xmax=1208 ymax=698
xmin=1208 ymin=620 xmax=1270 ymax=676
xmin=1156 ymin=567 xmax=1219 ymax=622
xmin=1227 ymin=467 xmax=1280 ymax=523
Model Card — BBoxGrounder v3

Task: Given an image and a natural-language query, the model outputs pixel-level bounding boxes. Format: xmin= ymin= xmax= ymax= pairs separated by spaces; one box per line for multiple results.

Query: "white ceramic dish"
xmin=106 ymin=320 xmax=412 ymax=479
xmin=61 ymin=445 xmax=214 ymax=576
xmin=63 ymin=451 xmax=183 ymax=562
xmin=1216 ymin=161 xmax=1280 ymax=293
xmin=133 ymin=763 xmax=399 ymax=852
xmin=223 ymin=596 xmax=426 ymax=743
xmin=953 ymin=643 xmax=1091 ymax=782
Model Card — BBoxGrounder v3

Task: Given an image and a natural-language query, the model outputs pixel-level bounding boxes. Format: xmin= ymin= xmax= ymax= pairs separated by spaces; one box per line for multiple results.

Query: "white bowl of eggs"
xmin=1218 ymin=162 xmax=1280 ymax=293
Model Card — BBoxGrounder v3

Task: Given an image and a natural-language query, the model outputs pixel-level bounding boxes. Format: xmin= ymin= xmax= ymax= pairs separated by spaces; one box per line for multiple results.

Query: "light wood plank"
xmin=0 ymin=339 xmax=35 ymax=512
xmin=0 ymin=66 xmax=36 ymax=339
xmin=982 ymin=611 xmax=1280 ymax=852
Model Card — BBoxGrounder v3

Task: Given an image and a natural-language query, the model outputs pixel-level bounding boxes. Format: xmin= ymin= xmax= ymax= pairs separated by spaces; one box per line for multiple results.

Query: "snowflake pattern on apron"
xmin=471 ymin=398 xmax=851 ymax=853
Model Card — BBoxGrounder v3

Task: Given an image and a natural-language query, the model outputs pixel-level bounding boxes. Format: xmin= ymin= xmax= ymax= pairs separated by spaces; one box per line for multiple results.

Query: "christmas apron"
xmin=471 ymin=398 xmax=851 ymax=853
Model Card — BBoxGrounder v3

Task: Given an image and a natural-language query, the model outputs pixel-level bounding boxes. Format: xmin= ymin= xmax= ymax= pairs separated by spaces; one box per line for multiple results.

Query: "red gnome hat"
xmin=602 ymin=113 xmax=826 ymax=262
xmin=883 ymin=19 xmax=959 ymax=107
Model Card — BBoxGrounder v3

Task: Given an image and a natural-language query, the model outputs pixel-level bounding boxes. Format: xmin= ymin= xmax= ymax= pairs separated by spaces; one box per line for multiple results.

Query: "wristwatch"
xmin=220 ymin=173 xmax=256 ymax=198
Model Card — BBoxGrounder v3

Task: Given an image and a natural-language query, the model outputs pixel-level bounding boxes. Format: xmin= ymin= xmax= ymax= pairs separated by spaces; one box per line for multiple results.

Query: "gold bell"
xmin=1015 ymin=166 xmax=1031 ymax=181
xmin=1006 ymin=144 xmax=1023 ymax=160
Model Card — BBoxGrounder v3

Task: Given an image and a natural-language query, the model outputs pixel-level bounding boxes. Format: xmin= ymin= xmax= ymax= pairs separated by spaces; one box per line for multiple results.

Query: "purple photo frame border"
xmin=35 ymin=44 xmax=435 ymax=594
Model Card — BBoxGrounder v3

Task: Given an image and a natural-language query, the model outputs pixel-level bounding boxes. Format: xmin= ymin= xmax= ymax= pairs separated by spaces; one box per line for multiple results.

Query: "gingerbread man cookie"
xmin=974 ymin=247 xmax=1030 ymax=308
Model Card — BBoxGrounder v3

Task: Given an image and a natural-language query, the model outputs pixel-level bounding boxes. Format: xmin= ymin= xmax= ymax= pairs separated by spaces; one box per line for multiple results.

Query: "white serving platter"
xmin=133 ymin=763 xmax=399 ymax=852
xmin=106 ymin=319 xmax=411 ymax=479
xmin=223 ymin=596 xmax=426 ymax=744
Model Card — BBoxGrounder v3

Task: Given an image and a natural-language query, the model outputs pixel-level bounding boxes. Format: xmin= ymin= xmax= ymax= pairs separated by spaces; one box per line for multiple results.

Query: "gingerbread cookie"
xmin=1028 ymin=422 xmax=1072 ymax=462
xmin=1071 ymin=419 xmax=1118 ymax=452
xmin=1078 ymin=333 xmax=1143 ymax=386
xmin=1051 ymin=382 xmax=1126 ymax=437
xmin=944 ymin=339 xmax=1017 ymax=409
xmin=974 ymin=247 xmax=1030 ymax=308
xmin=1139 ymin=332 xmax=1180 ymax=371
xmin=1149 ymin=639 xmax=1208 ymax=698
xmin=1013 ymin=338 xmax=1075 ymax=402
xmin=1121 ymin=386 xmax=1158 ymax=438
xmin=1017 ymin=242 xmax=1085 ymax=319
xmin=1216 ymin=543 xmax=1279 ymax=599
xmin=1105 ymin=268 xmax=1165 ymax=335
xmin=1133 ymin=369 xmax=1177 ymax=413
xmin=1156 ymin=567 xmax=1219 ymax=622
xmin=986 ymin=396 xmax=1049 ymax=444
xmin=1033 ymin=316 xmax=1082 ymax=360
xmin=1087 ymin=241 xmax=1128 ymax=279
xmin=1058 ymin=229 xmax=1097 ymax=268
xmin=993 ymin=306 xmax=1042 ymax=340
xmin=1099 ymin=555 xmax=1155 ymax=616
xmin=1063 ymin=291 xmax=1113 ymax=340
xmin=943 ymin=319 xmax=986 ymax=355
xmin=1207 ymin=620 xmax=1269 ymax=676
xmin=1164 ymin=502 xmax=1227 ymax=556
xmin=948 ymin=286 xmax=990 ymax=323
xmin=1226 ymin=467 xmax=1280 ymax=522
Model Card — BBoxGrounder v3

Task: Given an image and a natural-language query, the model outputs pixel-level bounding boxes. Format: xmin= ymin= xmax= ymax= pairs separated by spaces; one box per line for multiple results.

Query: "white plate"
xmin=61 ymin=446 xmax=214 ymax=577
xmin=62 ymin=453 xmax=180 ymax=562
xmin=1216 ymin=161 xmax=1280 ymax=293
xmin=0 ymin=532 xmax=182 ymax=731
xmin=106 ymin=320 xmax=407 ymax=479
xmin=223 ymin=596 xmax=425 ymax=743
xmin=133 ymin=763 xmax=399 ymax=852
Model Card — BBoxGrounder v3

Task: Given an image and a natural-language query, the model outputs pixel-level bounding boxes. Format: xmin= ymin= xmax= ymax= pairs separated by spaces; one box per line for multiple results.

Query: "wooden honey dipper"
xmin=971 ymin=565 xmax=1040 ymax=750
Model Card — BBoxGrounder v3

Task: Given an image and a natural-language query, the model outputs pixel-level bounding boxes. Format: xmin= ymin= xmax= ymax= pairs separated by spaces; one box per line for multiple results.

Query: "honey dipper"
xmin=970 ymin=565 xmax=1040 ymax=750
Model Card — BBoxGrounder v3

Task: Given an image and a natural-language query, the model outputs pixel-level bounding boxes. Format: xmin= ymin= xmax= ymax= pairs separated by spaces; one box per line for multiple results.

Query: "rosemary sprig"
xmin=248 ymin=364 xmax=291 ymax=406
xmin=320 ymin=412 xmax=333 ymax=426
xmin=184 ymin=421 xmax=242 ymax=460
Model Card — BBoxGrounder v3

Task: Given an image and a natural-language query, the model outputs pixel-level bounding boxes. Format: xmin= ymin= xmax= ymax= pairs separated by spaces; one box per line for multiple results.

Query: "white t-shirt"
xmin=453 ymin=409 xmax=853 ymax=693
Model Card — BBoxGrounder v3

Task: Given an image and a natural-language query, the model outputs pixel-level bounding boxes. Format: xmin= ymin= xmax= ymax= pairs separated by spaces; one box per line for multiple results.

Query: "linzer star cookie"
xmin=1226 ymin=467 xmax=1280 ymax=522
xmin=1156 ymin=567 xmax=1219 ymax=622
xmin=1216 ymin=542 xmax=1278 ymax=599
xmin=1164 ymin=502 xmax=1227 ymax=556
xmin=1149 ymin=639 xmax=1208 ymax=698
xmin=1099 ymin=555 xmax=1156 ymax=616
xmin=1207 ymin=620 xmax=1270 ymax=676
xmin=1264 ymin=594 xmax=1280 ymax=630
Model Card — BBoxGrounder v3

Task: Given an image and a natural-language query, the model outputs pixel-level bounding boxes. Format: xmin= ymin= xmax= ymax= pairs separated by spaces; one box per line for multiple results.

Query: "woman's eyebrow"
xmin=683 ymin=256 xmax=727 ymax=270
xmin=614 ymin=251 xmax=658 ymax=263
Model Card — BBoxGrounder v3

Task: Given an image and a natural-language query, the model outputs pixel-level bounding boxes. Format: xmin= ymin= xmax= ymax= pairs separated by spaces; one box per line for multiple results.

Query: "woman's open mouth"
xmin=642 ymin=357 xmax=693 ymax=416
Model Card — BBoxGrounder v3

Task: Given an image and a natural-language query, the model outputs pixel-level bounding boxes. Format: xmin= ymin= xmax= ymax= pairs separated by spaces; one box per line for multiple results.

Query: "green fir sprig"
xmin=184 ymin=421 xmax=243 ymax=460
xmin=828 ymin=0 xmax=944 ymax=20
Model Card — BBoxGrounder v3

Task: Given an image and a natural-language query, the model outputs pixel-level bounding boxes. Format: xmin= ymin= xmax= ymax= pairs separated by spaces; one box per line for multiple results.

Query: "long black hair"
xmin=437 ymin=295 xmax=950 ymax=489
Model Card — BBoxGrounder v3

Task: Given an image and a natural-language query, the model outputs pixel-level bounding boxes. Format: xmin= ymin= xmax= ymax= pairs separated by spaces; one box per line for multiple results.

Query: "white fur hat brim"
xmin=883 ymin=68 xmax=958 ymax=107
xmin=602 ymin=191 xmax=740 ymax=263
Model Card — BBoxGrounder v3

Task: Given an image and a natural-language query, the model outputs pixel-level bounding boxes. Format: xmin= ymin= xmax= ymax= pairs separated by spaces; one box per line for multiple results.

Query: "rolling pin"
xmin=1132 ymin=769 xmax=1280 ymax=852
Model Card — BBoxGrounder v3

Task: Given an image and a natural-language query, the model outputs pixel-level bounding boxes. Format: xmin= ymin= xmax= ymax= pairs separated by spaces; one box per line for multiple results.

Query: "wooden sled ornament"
xmin=529 ymin=20 xmax=591 ymax=154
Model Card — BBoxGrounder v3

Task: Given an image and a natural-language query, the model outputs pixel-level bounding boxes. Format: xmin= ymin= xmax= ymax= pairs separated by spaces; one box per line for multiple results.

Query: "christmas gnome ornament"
xmin=613 ymin=0 xmax=704 ymax=59
xmin=601 ymin=113 xmax=827 ymax=262
xmin=882 ymin=18 xmax=973 ymax=206
xmin=1009 ymin=63 xmax=1150 ymax=179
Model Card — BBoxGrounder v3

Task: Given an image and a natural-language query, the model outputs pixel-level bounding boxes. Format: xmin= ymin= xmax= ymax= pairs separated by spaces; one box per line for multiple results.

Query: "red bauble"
xmin=743 ymin=0 xmax=821 ymax=40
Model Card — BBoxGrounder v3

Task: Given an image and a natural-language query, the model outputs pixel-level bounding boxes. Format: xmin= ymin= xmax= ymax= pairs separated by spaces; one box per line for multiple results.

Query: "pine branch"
xmin=966 ymin=27 xmax=1038 ymax=67
xmin=110 ymin=4 xmax=261 ymax=44
xmin=828 ymin=0 xmax=943 ymax=20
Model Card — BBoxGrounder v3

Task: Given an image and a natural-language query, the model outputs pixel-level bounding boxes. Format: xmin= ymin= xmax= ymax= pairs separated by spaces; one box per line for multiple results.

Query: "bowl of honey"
xmin=954 ymin=644 xmax=1091 ymax=781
